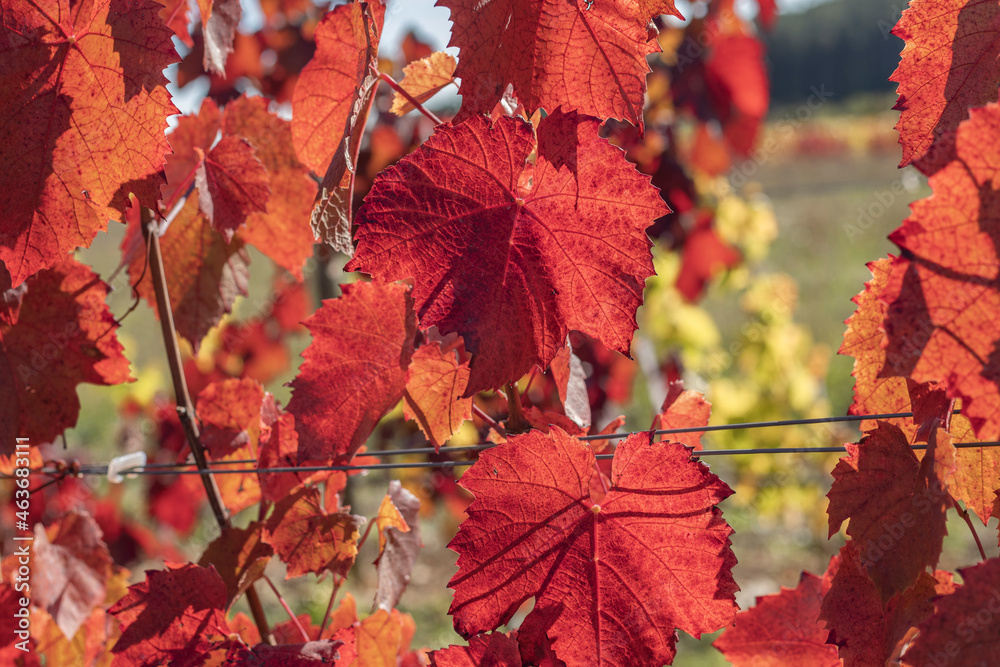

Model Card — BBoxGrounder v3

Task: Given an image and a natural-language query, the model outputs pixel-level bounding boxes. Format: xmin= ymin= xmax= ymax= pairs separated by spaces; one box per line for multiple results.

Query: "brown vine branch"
xmin=375 ymin=69 xmax=445 ymax=126
xmin=950 ymin=495 xmax=988 ymax=562
xmin=141 ymin=209 xmax=274 ymax=644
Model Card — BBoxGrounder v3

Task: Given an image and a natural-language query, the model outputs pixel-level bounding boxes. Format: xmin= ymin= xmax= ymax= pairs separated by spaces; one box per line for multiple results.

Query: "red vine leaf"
xmin=196 ymin=377 xmax=265 ymax=458
xmin=437 ymin=0 xmax=682 ymax=128
xmin=714 ymin=555 xmax=841 ymax=667
xmin=390 ymin=51 xmax=457 ymax=116
xmin=651 ymin=379 xmax=710 ymax=450
xmin=820 ymin=543 xmax=956 ymax=667
xmin=374 ymin=480 xmax=423 ymax=611
xmin=826 ymin=422 xmax=949 ymax=602
xmin=288 ymin=280 xmax=416 ymax=464
xmin=32 ymin=510 xmax=113 ymax=640
xmin=221 ymin=95 xmax=317 ymax=279
xmin=197 ymin=523 xmax=273 ymax=609
xmin=403 ymin=340 xmax=473 ymax=450
xmin=429 ymin=632 xmax=522 ymax=666
xmin=890 ymin=0 xmax=1000 ymax=170
xmin=448 ymin=429 xmax=737 ymax=665
xmin=258 ymin=411 xmax=341 ymax=503
xmin=262 ymin=487 xmax=362 ymax=579
xmin=841 ymin=259 xmax=996 ymax=522
xmin=291 ymin=0 xmax=384 ymax=176
xmin=194 ymin=135 xmax=271 ymax=242
xmin=704 ymin=34 xmax=769 ymax=156
xmin=902 ymin=557 xmax=1000 ymax=666
xmin=347 ymin=111 xmax=667 ymax=394
xmin=0 ymin=256 xmax=131 ymax=454
xmin=0 ymin=0 xmax=177 ymax=287
xmin=109 ymin=563 xmax=230 ymax=666
xmin=881 ymin=102 xmax=1000 ymax=442
xmin=127 ymin=193 xmax=250 ymax=351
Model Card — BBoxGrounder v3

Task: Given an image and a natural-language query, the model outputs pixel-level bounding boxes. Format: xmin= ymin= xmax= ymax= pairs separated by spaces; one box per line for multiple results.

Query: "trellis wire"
xmin=4 ymin=410 xmax=987 ymax=480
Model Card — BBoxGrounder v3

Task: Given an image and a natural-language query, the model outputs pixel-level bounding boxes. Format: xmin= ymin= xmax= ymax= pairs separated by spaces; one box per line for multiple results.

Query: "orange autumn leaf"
xmin=262 ymin=487 xmax=361 ymax=579
xmin=891 ymin=0 xmax=1000 ymax=170
xmin=0 ymin=0 xmax=178 ymax=287
xmin=221 ymin=95 xmax=317 ymax=280
xmin=390 ymin=51 xmax=457 ymax=116
xmin=403 ymin=340 xmax=473 ymax=450
xmin=0 ymin=257 xmax=131 ymax=454
xmin=374 ymin=492 xmax=410 ymax=560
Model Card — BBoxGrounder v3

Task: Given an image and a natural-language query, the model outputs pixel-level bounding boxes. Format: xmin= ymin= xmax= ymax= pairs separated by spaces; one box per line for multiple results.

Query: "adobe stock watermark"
xmin=921 ymin=586 xmax=1000 ymax=667
xmin=11 ymin=437 xmax=33 ymax=653
xmin=842 ymin=169 xmax=921 ymax=243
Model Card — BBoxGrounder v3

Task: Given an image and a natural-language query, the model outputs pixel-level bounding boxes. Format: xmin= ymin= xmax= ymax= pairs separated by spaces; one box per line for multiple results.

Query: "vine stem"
xmin=375 ymin=68 xmax=444 ymax=126
xmin=472 ymin=403 xmax=502 ymax=433
xmin=504 ymin=382 xmax=530 ymax=433
xmin=318 ymin=576 xmax=345 ymax=639
xmin=263 ymin=575 xmax=309 ymax=642
xmin=141 ymin=209 xmax=274 ymax=644
xmin=951 ymin=495 xmax=987 ymax=561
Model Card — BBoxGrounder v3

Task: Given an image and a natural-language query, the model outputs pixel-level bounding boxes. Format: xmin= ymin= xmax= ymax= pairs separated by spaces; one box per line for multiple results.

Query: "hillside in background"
xmin=765 ymin=0 xmax=905 ymax=105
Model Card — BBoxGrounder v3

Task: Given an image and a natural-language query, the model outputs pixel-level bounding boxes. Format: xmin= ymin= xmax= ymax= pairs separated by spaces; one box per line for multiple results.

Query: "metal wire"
xmin=2 ymin=410 xmax=983 ymax=480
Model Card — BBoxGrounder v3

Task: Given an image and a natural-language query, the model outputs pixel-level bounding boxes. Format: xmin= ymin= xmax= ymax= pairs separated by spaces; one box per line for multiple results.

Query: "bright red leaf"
xmin=890 ymin=0 xmax=1000 ymax=170
xmin=262 ymin=487 xmax=361 ymax=579
xmin=429 ymin=632 xmax=522 ymax=667
xmin=258 ymin=410 xmax=340 ymax=503
xmin=704 ymin=34 xmax=769 ymax=157
xmin=226 ymin=640 xmax=346 ymax=666
xmin=288 ymin=280 xmax=416 ymax=464
xmin=161 ymin=101 xmax=271 ymax=241
xmin=437 ymin=0 xmax=682 ymax=128
xmin=0 ymin=0 xmax=177 ymax=287
xmin=714 ymin=556 xmax=840 ymax=667
xmin=0 ymin=256 xmax=131 ymax=454
xmin=881 ymin=102 xmax=1000 ymax=442
xmin=347 ymin=111 xmax=667 ymax=394
xmin=403 ymin=340 xmax=473 ymax=450
xmin=902 ymin=557 xmax=1000 ymax=666
xmin=109 ymin=563 xmax=230 ymax=666
xmin=448 ymin=429 xmax=737 ymax=665
xmin=31 ymin=510 xmax=112 ymax=640
xmin=827 ymin=422 xmax=950 ymax=602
